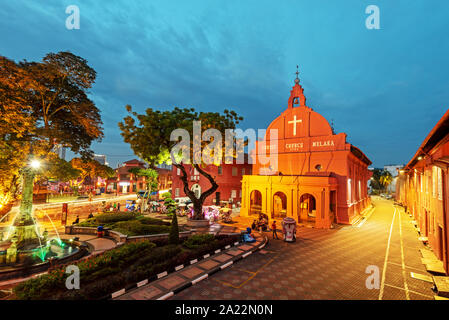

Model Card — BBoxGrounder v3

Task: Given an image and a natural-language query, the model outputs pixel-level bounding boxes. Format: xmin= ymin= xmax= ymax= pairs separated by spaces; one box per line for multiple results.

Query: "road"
xmin=172 ymin=197 xmax=435 ymax=300
xmin=0 ymin=194 xmax=136 ymax=237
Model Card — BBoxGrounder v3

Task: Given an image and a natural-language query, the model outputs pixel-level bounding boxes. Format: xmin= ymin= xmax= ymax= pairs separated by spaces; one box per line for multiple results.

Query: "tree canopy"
xmin=70 ymin=158 xmax=115 ymax=186
xmin=119 ymin=106 xmax=243 ymax=218
xmin=0 ymin=52 xmax=104 ymax=213
xmin=128 ymin=167 xmax=159 ymax=193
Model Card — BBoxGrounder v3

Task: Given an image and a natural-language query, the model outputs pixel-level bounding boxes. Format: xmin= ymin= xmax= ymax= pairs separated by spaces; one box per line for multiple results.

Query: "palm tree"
xmin=380 ymin=170 xmax=393 ymax=193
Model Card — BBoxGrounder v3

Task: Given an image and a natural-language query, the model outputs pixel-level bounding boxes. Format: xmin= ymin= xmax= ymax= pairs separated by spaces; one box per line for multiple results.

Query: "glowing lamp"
xmin=30 ymin=159 xmax=41 ymax=169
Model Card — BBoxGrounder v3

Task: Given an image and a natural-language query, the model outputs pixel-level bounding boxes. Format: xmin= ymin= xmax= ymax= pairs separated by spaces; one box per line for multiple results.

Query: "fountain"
xmin=0 ymin=164 xmax=85 ymax=280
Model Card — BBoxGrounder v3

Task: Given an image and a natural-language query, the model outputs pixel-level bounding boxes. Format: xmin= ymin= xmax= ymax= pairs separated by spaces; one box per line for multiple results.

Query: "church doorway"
xmin=299 ymin=193 xmax=316 ymax=224
xmin=273 ymin=192 xmax=287 ymax=219
xmin=249 ymin=190 xmax=262 ymax=215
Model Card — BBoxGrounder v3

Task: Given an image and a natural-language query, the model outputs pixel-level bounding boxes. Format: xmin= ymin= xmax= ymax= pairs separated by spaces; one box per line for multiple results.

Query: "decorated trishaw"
xmin=281 ymin=217 xmax=297 ymax=242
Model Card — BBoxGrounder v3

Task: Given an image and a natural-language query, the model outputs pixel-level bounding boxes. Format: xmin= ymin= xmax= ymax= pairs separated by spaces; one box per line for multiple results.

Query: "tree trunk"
xmin=173 ymin=164 xmax=202 ymax=219
xmin=173 ymin=163 xmax=219 ymax=220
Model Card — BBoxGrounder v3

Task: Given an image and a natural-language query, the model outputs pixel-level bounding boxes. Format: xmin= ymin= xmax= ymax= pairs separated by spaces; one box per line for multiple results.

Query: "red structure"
xmin=240 ymin=68 xmax=372 ymax=228
xmin=171 ymin=161 xmax=252 ymax=206
xmin=396 ymin=109 xmax=449 ymax=274
xmin=106 ymin=159 xmax=172 ymax=196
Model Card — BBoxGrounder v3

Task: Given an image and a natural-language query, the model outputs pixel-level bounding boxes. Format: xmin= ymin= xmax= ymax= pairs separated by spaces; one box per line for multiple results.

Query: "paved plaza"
xmin=172 ymin=197 xmax=436 ymax=300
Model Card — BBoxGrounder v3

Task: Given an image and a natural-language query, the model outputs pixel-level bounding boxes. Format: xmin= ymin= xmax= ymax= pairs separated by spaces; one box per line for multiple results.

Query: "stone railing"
xmin=126 ymin=231 xmax=193 ymax=243
xmin=65 ymin=225 xmax=192 ymax=244
xmin=65 ymin=225 xmax=127 ymax=243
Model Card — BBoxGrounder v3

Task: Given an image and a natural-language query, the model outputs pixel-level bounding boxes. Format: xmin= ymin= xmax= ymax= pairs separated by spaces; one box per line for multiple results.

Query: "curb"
xmin=108 ymin=232 xmax=268 ymax=300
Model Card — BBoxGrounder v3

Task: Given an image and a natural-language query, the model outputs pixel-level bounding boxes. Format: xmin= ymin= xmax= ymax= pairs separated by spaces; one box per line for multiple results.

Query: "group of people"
xmin=251 ymin=213 xmax=269 ymax=232
xmin=104 ymin=201 xmax=121 ymax=212
xmin=250 ymin=213 xmax=297 ymax=241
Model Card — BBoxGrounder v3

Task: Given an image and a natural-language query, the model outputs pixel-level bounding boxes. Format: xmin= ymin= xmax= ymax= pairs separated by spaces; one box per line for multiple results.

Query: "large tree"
xmin=39 ymin=156 xmax=82 ymax=182
xmin=70 ymin=158 xmax=115 ymax=187
xmin=119 ymin=106 xmax=242 ymax=219
xmin=0 ymin=52 xmax=104 ymax=214
xmin=0 ymin=57 xmax=35 ymax=214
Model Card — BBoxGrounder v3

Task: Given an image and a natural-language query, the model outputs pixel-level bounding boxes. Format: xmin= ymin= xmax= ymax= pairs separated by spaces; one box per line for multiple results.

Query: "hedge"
xmin=113 ymin=220 xmax=171 ymax=236
xmin=13 ymin=234 xmax=240 ymax=300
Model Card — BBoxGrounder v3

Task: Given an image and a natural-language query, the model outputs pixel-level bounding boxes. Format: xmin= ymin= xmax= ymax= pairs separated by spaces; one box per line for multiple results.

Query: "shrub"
xmin=137 ymin=216 xmax=170 ymax=226
xmin=95 ymin=212 xmax=138 ymax=224
xmin=77 ymin=218 xmax=99 ymax=227
xmin=114 ymin=220 xmax=171 ymax=236
xmin=183 ymin=234 xmax=216 ymax=249
xmin=161 ymin=192 xmax=172 ymax=199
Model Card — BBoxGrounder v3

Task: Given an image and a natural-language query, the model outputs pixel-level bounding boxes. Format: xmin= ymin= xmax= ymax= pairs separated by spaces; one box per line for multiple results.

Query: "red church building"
xmin=240 ymin=70 xmax=372 ymax=228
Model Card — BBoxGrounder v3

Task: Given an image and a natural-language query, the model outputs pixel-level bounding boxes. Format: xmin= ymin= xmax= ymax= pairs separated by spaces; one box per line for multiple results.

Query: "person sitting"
xmin=87 ymin=212 xmax=94 ymax=219
xmin=251 ymin=220 xmax=257 ymax=230
xmin=243 ymin=227 xmax=256 ymax=242
xmin=72 ymin=215 xmax=80 ymax=225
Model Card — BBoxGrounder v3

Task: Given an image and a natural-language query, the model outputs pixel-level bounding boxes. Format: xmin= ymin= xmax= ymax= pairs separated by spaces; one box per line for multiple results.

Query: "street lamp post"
xmin=12 ymin=158 xmax=41 ymax=242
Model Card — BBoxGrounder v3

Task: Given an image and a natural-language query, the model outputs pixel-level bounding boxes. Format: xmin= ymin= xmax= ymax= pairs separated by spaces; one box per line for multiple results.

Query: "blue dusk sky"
xmin=1 ymin=0 xmax=448 ymax=168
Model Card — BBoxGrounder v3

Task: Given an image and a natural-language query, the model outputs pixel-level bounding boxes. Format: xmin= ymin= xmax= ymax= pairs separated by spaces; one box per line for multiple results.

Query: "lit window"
xmin=347 ymin=178 xmax=352 ymax=203
xmin=432 ymin=166 xmax=437 ymax=198
xmin=358 ymin=181 xmax=361 ymax=199
xmin=175 ymin=188 xmax=180 ymax=197
xmin=231 ymin=190 xmax=236 ymax=198
xmin=177 ymin=168 xmax=181 ymax=176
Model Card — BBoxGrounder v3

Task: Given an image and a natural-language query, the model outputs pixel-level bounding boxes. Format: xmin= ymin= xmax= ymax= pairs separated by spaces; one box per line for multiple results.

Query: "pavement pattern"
xmin=171 ymin=197 xmax=437 ymax=300
xmin=116 ymin=234 xmax=267 ymax=300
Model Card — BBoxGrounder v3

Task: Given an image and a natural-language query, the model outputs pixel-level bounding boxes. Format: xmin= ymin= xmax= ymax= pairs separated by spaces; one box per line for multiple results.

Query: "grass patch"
xmin=76 ymin=213 xmax=173 ymax=236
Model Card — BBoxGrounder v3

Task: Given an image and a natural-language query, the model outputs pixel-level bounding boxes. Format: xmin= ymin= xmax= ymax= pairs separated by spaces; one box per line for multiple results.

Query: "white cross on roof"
xmin=288 ymin=115 xmax=302 ymax=136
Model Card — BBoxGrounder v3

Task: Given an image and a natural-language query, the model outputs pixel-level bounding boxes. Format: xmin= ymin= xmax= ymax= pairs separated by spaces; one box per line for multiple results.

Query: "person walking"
xmin=271 ymin=220 xmax=279 ymax=240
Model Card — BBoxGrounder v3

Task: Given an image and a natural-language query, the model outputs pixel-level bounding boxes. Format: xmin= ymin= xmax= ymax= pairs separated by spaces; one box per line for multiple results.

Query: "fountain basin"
xmin=0 ymin=239 xmax=88 ymax=281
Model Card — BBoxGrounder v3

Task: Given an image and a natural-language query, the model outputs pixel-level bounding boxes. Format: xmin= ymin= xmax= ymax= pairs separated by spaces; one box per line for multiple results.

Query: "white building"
xmin=94 ymin=154 xmax=109 ymax=166
xmin=383 ymin=164 xmax=404 ymax=193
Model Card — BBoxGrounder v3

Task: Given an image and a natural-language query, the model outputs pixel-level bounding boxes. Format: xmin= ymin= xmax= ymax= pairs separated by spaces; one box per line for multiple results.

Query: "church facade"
xmin=240 ymin=73 xmax=372 ymax=228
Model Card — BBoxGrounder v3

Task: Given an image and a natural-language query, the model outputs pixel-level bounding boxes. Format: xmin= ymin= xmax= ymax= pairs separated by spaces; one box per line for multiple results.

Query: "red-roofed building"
xmin=396 ymin=109 xmax=449 ymax=274
xmin=171 ymin=160 xmax=252 ymax=207
xmin=106 ymin=159 xmax=172 ymax=196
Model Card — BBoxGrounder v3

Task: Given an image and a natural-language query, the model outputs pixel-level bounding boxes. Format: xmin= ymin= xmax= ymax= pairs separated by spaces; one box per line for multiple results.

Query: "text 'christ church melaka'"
xmin=240 ymin=71 xmax=372 ymax=228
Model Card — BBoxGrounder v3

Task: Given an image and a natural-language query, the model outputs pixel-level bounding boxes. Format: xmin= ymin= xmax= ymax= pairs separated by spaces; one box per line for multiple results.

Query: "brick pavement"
xmin=116 ymin=231 xmax=267 ymax=300
xmin=172 ymin=197 xmax=438 ymax=300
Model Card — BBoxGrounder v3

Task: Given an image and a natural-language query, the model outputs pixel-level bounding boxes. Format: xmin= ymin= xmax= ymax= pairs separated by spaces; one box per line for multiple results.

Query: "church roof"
xmin=253 ymin=66 xmax=372 ymax=168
